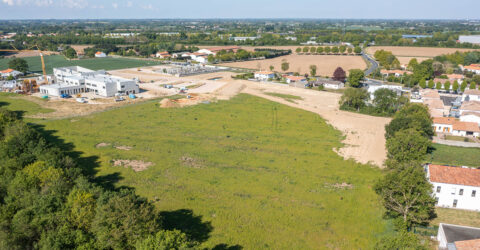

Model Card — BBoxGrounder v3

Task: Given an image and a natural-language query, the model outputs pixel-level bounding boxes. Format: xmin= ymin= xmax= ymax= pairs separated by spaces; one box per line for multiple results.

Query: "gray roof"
xmin=442 ymin=224 xmax=480 ymax=244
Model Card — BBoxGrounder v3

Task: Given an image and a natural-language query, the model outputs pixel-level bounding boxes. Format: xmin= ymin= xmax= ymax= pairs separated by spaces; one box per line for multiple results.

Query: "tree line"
xmin=0 ymin=109 xmax=202 ymax=249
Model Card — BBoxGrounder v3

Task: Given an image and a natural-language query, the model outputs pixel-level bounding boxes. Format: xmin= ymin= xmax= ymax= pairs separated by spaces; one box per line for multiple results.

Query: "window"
xmin=453 ymin=199 xmax=458 ymax=208
xmin=451 ymin=188 xmax=456 ymax=195
xmin=435 ymin=197 xmax=439 ymax=205
xmin=459 ymin=189 xmax=464 ymax=195
xmin=473 ymin=190 xmax=477 ymax=197
xmin=436 ymin=186 xmax=441 ymax=193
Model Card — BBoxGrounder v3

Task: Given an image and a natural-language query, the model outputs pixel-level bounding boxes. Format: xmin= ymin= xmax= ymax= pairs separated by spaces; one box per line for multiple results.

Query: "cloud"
xmin=112 ymin=2 xmax=118 ymax=8
xmin=2 ymin=0 xmax=14 ymax=6
xmin=1 ymin=0 xmax=87 ymax=7
xmin=60 ymin=0 xmax=88 ymax=8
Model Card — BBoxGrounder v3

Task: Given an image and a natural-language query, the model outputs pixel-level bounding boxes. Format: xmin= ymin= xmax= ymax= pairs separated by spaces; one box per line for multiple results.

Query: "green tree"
xmin=316 ymin=47 xmax=324 ymax=54
xmin=310 ymin=47 xmax=316 ymax=53
xmin=207 ymin=54 xmax=215 ymax=63
xmin=309 ymin=65 xmax=317 ymax=77
xmin=444 ymin=81 xmax=451 ymax=91
xmin=407 ymin=58 xmax=419 ymax=71
xmin=8 ymin=58 xmax=29 ymax=74
xmin=324 ymin=46 xmax=331 ymax=54
xmin=281 ymin=61 xmax=289 ymax=72
xmin=136 ymin=230 xmax=196 ymax=250
xmin=295 ymin=47 xmax=301 ymax=53
xmin=373 ymin=88 xmax=402 ymax=115
xmin=269 ymin=65 xmax=274 ymax=71
xmin=385 ymin=103 xmax=433 ymax=139
xmin=339 ymin=88 xmax=369 ymax=111
xmin=354 ymin=46 xmax=362 ymax=54
xmin=452 ymin=80 xmax=459 ymax=92
xmin=374 ymin=165 xmax=436 ymax=229
xmin=436 ymin=81 xmax=442 ymax=90
xmin=470 ymin=81 xmax=477 ymax=90
xmin=302 ymin=47 xmax=309 ymax=53
xmin=427 ymin=79 xmax=435 ymax=89
xmin=419 ymin=79 xmax=426 ymax=89
xmin=347 ymin=47 xmax=353 ymax=54
xmin=347 ymin=69 xmax=365 ymax=87
xmin=339 ymin=45 xmax=347 ymax=53
xmin=386 ymin=129 xmax=431 ymax=164
xmin=461 ymin=81 xmax=468 ymax=92
xmin=332 ymin=46 xmax=339 ymax=53
xmin=64 ymin=47 xmax=77 ymax=59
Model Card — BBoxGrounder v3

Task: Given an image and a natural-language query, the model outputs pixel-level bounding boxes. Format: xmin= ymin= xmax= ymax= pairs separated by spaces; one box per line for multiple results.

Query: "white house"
xmin=460 ymin=112 xmax=480 ymax=126
xmin=197 ymin=46 xmax=240 ymax=56
xmin=39 ymin=66 xmax=139 ymax=97
xmin=462 ymin=89 xmax=480 ymax=102
xmin=285 ymin=75 xmax=307 ymax=84
xmin=464 ymin=64 xmax=480 ymax=75
xmin=433 ymin=117 xmax=456 ymax=134
xmin=254 ymin=71 xmax=275 ymax=81
xmin=0 ymin=68 xmax=23 ymax=79
xmin=460 ymin=101 xmax=480 ymax=115
xmin=437 ymin=223 xmax=480 ymax=249
xmin=312 ymin=78 xmax=345 ymax=90
xmin=155 ymin=51 xmax=171 ymax=59
xmin=95 ymin=51 xmax=107 ymax=58
xmin=366 ymin=84 xmax=403 ymax=100
xmin=433 ymin=117 xmax=480 ymax=137
xmin=427 ymin=164 xmax=480 ymax=211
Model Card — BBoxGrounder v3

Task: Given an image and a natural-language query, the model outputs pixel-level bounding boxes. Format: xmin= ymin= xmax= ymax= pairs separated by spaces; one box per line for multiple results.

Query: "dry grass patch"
xmin=96 ymin=142 xmax=110 ymax=148
xmin=115 ymin=145 xmax=133 ymax=151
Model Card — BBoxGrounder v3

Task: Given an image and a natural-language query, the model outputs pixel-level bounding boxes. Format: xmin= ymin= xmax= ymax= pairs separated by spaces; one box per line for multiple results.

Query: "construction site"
xmin=152 ymin=63 xmax=228 ymax=77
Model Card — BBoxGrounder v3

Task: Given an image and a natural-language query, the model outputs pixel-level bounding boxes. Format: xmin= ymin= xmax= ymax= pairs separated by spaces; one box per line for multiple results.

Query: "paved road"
xmin=433 ymin=137 xmax=480 ymax=148
xmin=362 ymin=52 xmax=379 ymax=76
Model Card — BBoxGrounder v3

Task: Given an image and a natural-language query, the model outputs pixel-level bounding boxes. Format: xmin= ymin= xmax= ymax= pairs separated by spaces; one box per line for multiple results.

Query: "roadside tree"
xmin=316 ymin=47 xmax=324 ymax=54
xmin=428 ymin=79 xmax=435 ymax=89
xmin=309 ymin=65 xmax=317 ymax=77
xmin=452 ymin=80 xmax=459 ymax=92
xmin=347 ymin=69 xmax=364 ymax=87
xmin=303 ymin=47 xmax=309 ymax=53
xmin=354 ymin=46 xmax=362 ymax=54
xmin=295 ymin=47 xmax=301 ymax=53
xmin=419 ymin=79 xmax=426 ymax=89
xmin=324 ymin=47 xmax=331 ymax=54
xmin=444 ymin=81 xmax=451 ymax=91
xmin=461 ymin=81 xmax=468 ymax=92
xmin=310 ymin=47 xmax=316 ymax=53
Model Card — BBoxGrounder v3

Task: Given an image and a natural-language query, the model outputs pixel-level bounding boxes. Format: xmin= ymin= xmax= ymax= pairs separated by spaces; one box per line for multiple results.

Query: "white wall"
xmin=254 ymin=73 xmax=274 ymax=81
xmin=433 ymin=123 xmax=453 ymax=133
xmin=460 ymin=115 xmax=480 ymax=125
xmin=432 ymin=182 xmax=480 ymax=211
xmin=462 ymin=94 xmax=480 ymax=102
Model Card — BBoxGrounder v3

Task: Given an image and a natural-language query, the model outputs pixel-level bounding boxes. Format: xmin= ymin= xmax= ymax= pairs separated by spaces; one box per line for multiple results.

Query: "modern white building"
xmin=427 ymin=164 xmax=480 ymax=211
xmin=39 ymin=66 xmax=139 ymax=97
xmin=254 ymin=71 xmax=275 ymax=81
xmin=462 ymin=89 xmax=480 ymax=102
xmin=437 ymin=223 xmax=480 ymax=249
xmin=0 ymin=68 xmax=23 ymax=79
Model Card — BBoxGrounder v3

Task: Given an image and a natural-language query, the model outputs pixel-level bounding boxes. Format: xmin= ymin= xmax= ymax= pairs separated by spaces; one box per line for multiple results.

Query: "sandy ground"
xmin=219 ymin=54 xmax=367 ymax=77
xmin=365 ymin=46 xmax=479 ymax=58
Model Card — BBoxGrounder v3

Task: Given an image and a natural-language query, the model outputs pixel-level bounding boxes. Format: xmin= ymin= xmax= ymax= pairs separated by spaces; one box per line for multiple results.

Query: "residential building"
xmin=460 ymin=101 xmax=480 ymax=115
xmin=425 ymin=99 xmax=446 ymax=117
xmin=197 ymin=46 xmax=240 ymax=56
xmin=437 ymin=223 xmax=480 ymax=249
xmin=156 ymin=51 xmax=171 ymax=59
xmin=433 ymin=117 xmax=456 ymax=133
xmin=460 ymin=112 xmax=480 ymax=126
xmin=0 ymin=80 xmax=21 ymax=92
xmin=0 ymin=68 xmax=23 ymax=79
xmin=366 ymin=83 xmax=403 ymax=100
xmin=462 ymin=89 xmax=480 ymax=102
xmin=39 ymin=66 xmax=139 ymax=97
xmin=433 ymin=117 xmax=480 ymax=137
xmin=311 ymin=78 xmax=344 ymax=90
xmin=285 ymin=75 xmax=307 ymax=84
xmin=95 ymin=51 xmax=107 ymax=58
xmin=254 ymin=71 xmax=275 ymax=81
xmin=427 ymin=164 xmax=480 ymax=211
xmin=229 ymin=37 xmax=258 ymax=42
xmin=464 ymin=64 xmax=480 ymax=75
xmin=446 ymin=74 xmax=465 ymax=84
xmin=285 ymin=36 xmax=297 ymax=41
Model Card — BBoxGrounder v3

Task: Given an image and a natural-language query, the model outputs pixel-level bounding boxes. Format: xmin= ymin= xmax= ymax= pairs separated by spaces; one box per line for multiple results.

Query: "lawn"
xmin=0 ymin=55 xmax=163 ymax=74
xmin=0 ymin=93 xmax=53 ymax=116
xmin=264 ymin=92 xmax=303 ymax=102
xmin=11 ymin=94 xmax=389 ymax=249
xmin=444 ymin=135 xmax=476 ymax=143
xmin=428 ymin=143 xmax=480 ymax=167
xmin=432 ymin=207 xmax=480 ymax=228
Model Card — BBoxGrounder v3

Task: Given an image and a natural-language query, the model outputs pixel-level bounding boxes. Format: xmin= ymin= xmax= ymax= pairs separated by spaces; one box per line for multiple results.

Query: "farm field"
xmin=428 ymin=143 xmax=480 ymax=167
xmin=365 ymin=46 xmax=479 ymax=58
xmin=219 ymin=54 xmax=367 ymax=76
xmin=15 ymin=94 xmax=392 ymax=249
xmin=0 ymin=55 xmax=164 ymax=74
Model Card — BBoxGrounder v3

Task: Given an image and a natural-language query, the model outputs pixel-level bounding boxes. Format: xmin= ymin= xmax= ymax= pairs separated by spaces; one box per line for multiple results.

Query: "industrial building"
xmin=39 ymin=66 xmax=139 ymax=97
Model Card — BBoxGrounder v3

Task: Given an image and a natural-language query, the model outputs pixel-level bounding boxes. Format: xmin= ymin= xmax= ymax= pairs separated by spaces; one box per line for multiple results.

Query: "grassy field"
xmin=432 ymin=208 xmax=480 ymax=228
xmin=3 ymin=94 xmax=390 ymax=249
xmin=445 ymin=135 xmax=476 ymax=143
xmin=0 ymin=93 xmax=53 ymax=116
xmin=428 ymin=143 xmax=480 ymax=167
xmin=264 ymin=92 xmax=303 ymax=102
xmin=0 ymin=55 xmax=163 ymax=74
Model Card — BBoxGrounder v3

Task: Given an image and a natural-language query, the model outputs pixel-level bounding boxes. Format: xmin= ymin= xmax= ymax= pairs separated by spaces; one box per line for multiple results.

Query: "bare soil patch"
xmin=96 ymin=142 xmax=110 ymax=148
xmin=365 ymin=46 xmax=479 ymax=58
xmin=115 ymin=145 xmax=132 ymax=151
xmin=219 ymin=54 xmax=367 ymax=76
xmin=112 ymin=159 xmax=153 ymax=172
xmin=180 ymin=156 xmax=203 ymax=168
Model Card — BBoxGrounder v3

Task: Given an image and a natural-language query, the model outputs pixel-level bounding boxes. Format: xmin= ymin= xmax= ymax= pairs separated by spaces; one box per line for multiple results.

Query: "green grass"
xmin=444 ymin=135 xmax=476 ymax=143
xmin=25 ymin=94 xmax=389 ymax=249
xmin=428 ymin=143 xmax=480 ymax=167
xmin=0 ymin=55 xmax=163 ymax=74
xmin=0 ymin=93 xmax=53 ymax=116
xmin=264 ymin=92 xmax=303 ymax=103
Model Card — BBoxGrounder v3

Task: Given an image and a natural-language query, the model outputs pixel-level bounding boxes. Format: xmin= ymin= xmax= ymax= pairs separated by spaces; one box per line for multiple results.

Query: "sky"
xmin=0 ymin=0 xmax=479 ymax=20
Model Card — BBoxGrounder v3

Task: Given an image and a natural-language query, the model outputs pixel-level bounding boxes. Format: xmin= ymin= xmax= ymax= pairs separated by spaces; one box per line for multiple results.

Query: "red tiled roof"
xmin=433 ymin=117 xmax=456 ymax=125
xmin=461 ymin=101 xmax=480 ymax=112
xmin=455 ymin=239 xmax=480 ymax=250
xmin=0 ymin=68 xmax=15 ymax=73
xmin=453 ymin=121 xmax=480 ymax=132
xmin=255 ymin=71 xmax=274 ymax=75
xmin=446 ymin=74 xmax=465 ymax=80
xmin=465 ymin=64 xmax=480 ymax=71
xmin=429 ymin=165 xmax=480 ymax=187
xmin=95 ymin=51 xmax=104 ymax=55
xmin=464 ymin=89 xmax=480 ymax=96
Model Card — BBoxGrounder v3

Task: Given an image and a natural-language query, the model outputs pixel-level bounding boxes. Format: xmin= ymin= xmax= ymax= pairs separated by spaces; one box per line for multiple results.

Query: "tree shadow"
xmin=30 ymin=123 xmax=123 ymax=190
xmin=160 ymin=209 xmax=213 ymax=243
xmin=212 ymin=244 xmax=243 ymax=250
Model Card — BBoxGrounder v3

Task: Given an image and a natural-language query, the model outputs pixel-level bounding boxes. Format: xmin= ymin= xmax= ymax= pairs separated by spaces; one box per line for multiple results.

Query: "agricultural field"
xmin=427 ymin=143 xmax=480 ymax=167
xmin=0 ymin=55 xmax=164 ymax=74
xmin=365 ymin=46 xmax=480 ymax=65
xmin=5 ymin=94 xmax=392 ymax=249
xmin=219 ymin=54 xmax=367 ymax=76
